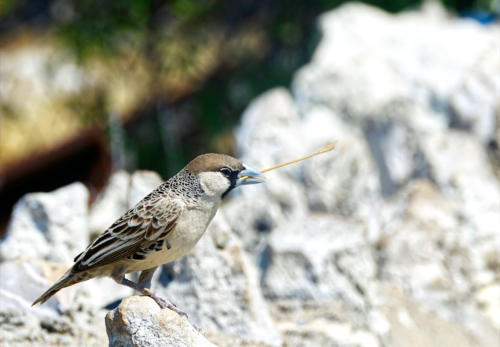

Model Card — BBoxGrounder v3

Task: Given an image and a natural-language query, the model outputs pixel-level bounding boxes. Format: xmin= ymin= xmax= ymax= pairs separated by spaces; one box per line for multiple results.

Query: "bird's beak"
xmin=237 ymin=164 xmax=265 ymax=186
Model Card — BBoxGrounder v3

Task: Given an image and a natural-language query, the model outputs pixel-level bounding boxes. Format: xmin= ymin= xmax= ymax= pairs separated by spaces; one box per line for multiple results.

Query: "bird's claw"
xmin=146 ymin=292 xmax=188 ymax=317
xmin=165 ymin=301 xmax=188 ymax=317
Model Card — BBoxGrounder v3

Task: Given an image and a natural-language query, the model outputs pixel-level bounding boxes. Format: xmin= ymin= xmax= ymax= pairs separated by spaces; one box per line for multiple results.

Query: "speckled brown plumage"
xmin=32 ymin=153 xmax=263 ymax=314
xmin=72 ymin=169 xmax=202 ymax=272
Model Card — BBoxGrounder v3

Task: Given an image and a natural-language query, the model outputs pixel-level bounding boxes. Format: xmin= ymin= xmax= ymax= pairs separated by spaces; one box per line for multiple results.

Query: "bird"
xmin=32 ymin=153 xmax=264 ymax=315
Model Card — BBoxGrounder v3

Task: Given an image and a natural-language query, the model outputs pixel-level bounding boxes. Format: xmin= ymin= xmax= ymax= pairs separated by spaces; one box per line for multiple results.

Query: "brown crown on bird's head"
xmin=185 ymin=153 xmax=244 ymax=174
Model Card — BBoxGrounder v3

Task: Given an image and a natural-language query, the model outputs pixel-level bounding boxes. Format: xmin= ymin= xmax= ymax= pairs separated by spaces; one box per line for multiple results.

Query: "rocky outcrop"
xmin=154 ymin=215 xmax=282 ymax=346
xmin=0 ymin=183 xmax=89 ymax=264
xmin=0 ymin=258 xmax=108 ymax=346
xmin=105 ymin=296 xmax=216 ymax=347
xmin=1 ymin=3 xmax=499 ymax=347
xmin=0 ymin=172 xmax=161 ymax=346
xmin=89 ymin=170 xmax=163 ymax=236
xmin=228 ymin=2 xmax=500 ymax=346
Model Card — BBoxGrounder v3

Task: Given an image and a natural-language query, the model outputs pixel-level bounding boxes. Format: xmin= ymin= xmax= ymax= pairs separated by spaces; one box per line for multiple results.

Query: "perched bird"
xmin=32 ymin=153 xmax=264 ymax=315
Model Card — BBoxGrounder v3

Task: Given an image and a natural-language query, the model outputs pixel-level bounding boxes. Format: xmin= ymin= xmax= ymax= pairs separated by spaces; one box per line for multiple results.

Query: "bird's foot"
xmin=143 ymin=290 xmax=188 ymax=317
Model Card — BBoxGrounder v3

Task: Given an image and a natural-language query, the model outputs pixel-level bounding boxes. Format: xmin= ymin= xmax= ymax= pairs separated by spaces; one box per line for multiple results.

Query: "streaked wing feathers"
xmin=73 ymin=196 xmax=181 ymax=272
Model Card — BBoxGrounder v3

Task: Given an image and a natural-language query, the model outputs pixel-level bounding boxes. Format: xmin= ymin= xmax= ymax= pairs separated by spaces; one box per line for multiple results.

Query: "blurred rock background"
xmin=1 ymin=0 xmax=499 ymax=346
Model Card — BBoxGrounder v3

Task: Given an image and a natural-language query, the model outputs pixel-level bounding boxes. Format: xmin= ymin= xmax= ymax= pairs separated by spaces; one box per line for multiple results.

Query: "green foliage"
xmin=57 ymin=0 xmax=152 ymax=57
xmin=171 ymin=0 xmax=214 ymax=20
xmin=0 ymin=0 xmax=24 ymax=17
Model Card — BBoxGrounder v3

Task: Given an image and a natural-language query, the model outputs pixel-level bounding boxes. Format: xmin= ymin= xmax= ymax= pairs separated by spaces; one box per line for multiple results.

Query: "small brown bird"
xmin=32 ymin=153 xmax=264 ymax=314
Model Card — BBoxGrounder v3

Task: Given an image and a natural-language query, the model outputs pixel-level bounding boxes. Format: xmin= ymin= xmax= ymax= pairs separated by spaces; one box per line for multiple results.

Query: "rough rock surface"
xmin=229 ymin=2 xmax=500 ymax=346
xmin=0 ymin=183 xmax=89 ymax=264
xmin=0 ymin=258 xmax=108 ymax=346
xmin=106 ymin=296 xmax=216 ymax=347
xmin=89 ymin=170 xmax=163 ymax=236
xmin=0 ymin=172 xmax=162 ymax=346
xmin=155 ymin=215 xmax=282 ymax=347
xmin=1 ymin=3 xmax=500 ymax=347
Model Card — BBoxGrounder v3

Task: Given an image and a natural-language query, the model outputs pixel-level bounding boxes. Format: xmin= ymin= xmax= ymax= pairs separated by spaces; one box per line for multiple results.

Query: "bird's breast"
xmin=168 ymin=204 xmax=218 ymax=255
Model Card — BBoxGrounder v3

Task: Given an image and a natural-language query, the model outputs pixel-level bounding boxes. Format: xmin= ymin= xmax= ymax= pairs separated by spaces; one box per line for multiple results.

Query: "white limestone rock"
xmin=0 ymin=183 xmax=89 ymax=265
xmin=154 ymin=214 xmax=282 ymax=347
xmin=128 ymin=170 xmax=163 ymax=207
xmin=105 ymin=296 xmax=216 ymax=347
xmin=278 ymin=318 xmax=380 ymax=347
xmin=449 ymin=43 xmax=500 ymax=143
xmin=475 ymin=283 xmax=500 ymax=330
xmin=0 ymin=258 xmax=108 ymax=346
xmin=262 ymin=215 xmax=374 ymax=312
xmin=421 ymin=131 xmax=500 ymax=239
xmin=292 ymin=2 xmax=500 ymax=198
xmin=89 ymin=170 xmax=163 ymax=236
xmin=377 ymin=180 xmax=499 ymax=344
xmin=235 ymin=88 xmax=306 ymax=175
xmin=88 ymin=171 xmax=131 ymax=236
xmin=301 ymin=107 xmax=380 ymax=214
xmin=293 ymin=3 xmax=500 ymax=128
xmin=370 ymin=282 xmax=497 ymax=347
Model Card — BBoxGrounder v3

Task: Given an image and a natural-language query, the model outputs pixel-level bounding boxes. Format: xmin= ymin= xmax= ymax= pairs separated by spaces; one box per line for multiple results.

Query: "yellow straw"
xmin=240 ymin=140 xmax=337 ymax=179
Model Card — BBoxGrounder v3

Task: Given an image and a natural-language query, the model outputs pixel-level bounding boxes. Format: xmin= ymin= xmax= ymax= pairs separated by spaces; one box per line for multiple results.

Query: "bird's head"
xmin=186 ymin=153 xmax=264 ymax=199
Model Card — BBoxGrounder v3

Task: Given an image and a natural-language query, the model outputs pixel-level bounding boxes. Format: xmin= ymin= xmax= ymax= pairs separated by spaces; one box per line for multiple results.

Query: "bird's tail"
xmin=32 ymin=270 xmax=81 ymax=306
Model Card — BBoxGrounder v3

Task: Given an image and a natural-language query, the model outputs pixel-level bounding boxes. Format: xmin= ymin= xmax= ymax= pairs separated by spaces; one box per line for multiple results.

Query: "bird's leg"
xmin=114 ymin=274 xmax=187 ymax=317
xmin=138 ymin=267 xmax=188 ymax=316
xmin=137 ymin=267 xmax=157 ymax=289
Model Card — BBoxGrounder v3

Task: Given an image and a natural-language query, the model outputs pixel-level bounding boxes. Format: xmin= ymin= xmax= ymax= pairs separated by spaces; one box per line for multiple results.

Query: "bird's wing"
xmin=73 ymin=195 xmax=181 ymax=272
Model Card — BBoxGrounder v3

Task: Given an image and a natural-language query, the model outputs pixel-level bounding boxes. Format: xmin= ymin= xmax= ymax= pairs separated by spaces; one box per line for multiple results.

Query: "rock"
xmin=449 ymin=43 xmax=500 ymax=143
xmin=0 ymin=258 xmax=68 ymax=313
xmin=128 ymin=171 xmax=163 ymax=208
xmin=89 ymin=171 xmax=131 ymax=236
xmin=363 ymin=119 xmax=432 ymax=196
xmin=421 ymin=132 xmax=500 ymax=237
xmin=0 ymin=170 xmax=168 ymax=347
xmin=293 ymin=3 xmax=500 ymax=127
xmin=233 ymin=3 xmax=500 ymax=346
xmin=301 ymin=107 xmax=379 ymax=215
xmin=292 ymin=2 xmax=500 ymax=197
xmin=76 ymin=276 xmax=134 ymax=313
xmin=153 ymin=214 xmax=282 ymax=347
xmin=371 ymin=283 xmax=497 ymax=347
xmin=262 ymin=215 xmax=372 ymax=304
xmin=421 ymin=132 xmax=500 ymax=295
xmin=89 ymin=170 xmax=163 ymax=236
xmin=0 ymin=183 xmax=89 ymax=265
xmin=220 ymin=173 xmax=306 ymax=253
xmin=105 ymin=296 xmax=216 ymax=347
xmin=0 ymin=258 xmax=108 ymax=346
xmin=3 ymin=3 xmax=500 ymax=347
xmin=376 ymin=180 xmax=499 ymax=345
xmin=232 ymin=91 xmax=379 ymax=252
xmin=269 ymin=299 xmax=380 ymax=347
xmin=278 ymin=318 xmax=380 ymax=347
xmin=231 ymin=3 xmax=500 ymax=344
xmin=378 ymin=180 xmax=465 ymax=299
xmin=474 ymin=283 xmax=500 ymax=330
xmin=236 ymin=88 xmax=305 ymax=174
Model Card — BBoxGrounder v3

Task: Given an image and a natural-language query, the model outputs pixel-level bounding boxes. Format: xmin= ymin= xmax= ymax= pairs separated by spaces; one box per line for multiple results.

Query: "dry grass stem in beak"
xmin=239 ymin=140 xmax=338 ymax=181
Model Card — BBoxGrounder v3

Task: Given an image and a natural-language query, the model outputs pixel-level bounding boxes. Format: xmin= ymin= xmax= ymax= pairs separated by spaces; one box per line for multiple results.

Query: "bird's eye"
xmin=219 ymin=167 xmax=232 ymax=177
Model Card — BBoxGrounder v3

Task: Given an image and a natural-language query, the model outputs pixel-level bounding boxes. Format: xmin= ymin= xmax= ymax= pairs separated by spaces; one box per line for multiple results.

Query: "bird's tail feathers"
xmin=32 ymin=270 xmax=79 ymax=306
